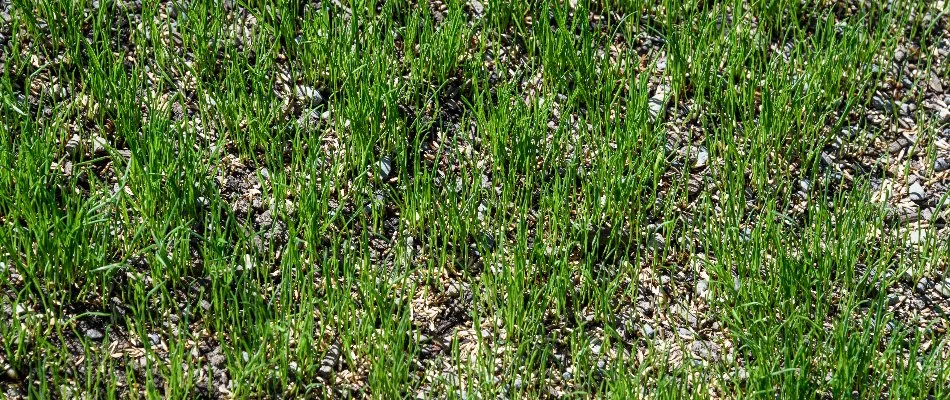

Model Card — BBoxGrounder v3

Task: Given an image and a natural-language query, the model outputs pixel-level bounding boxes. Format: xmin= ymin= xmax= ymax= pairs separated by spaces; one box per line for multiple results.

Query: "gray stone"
xmin=799 ymin=179 xmax=811 ymax=192
xmin=642 ymin=323 xmax=655 ymax=338
xmin=65 ymin=134 xmax=82 ymax=154
xmin=909 ymin=182 xmax=926 ymax=202
xmin=84 ymin=329 xmax=104 ymax=341
xmin=936 ymin=280 xmax=950 ymax=298
xmin=693 ymin=147 xmax=708 ymax=169
xmin=648 ymin=85 xmax=670 ymax=121
xmin=691 ymin=340 xmax=721 ymax=362
xmin=696 ymin=280 xmax=709 ymax=298
xmin=378 ymin=157 xmax=393 ymax=180
xmin=939 ymin=107 xmax=950 ymax=123
xmin=916 ymin=278 xmax=933 ymax=293
xmin=935 ymin=158 xmax=950 ymax=172
xmin=930 ymin=74 xmax=944 ymax=93
xmin=677 ymin=327 xmax=694 ymax=339
xmin=872 ymin=95 xmax=893 ymax=113
xmin=469 ymin=0 xmax=484 ymax=15
xmin=295 ymin=85 xmax=324 ymax=107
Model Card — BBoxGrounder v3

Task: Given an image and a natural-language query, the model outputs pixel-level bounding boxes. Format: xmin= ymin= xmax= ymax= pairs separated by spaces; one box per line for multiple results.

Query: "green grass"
xmin=1 ymin=0 xmax=949 ymax=398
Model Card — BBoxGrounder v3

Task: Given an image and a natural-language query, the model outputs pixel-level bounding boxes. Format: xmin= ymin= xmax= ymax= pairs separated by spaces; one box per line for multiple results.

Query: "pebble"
xmin=295 ymin=85 xmax=324 ymax=107
xmin=936 ymin=280 xmax=950 ymax=298
xmin=477 ymin=202 xmax=489 ymax=221
xmin=799 ymin=179 xmax=810 ymax=192
xmin=691 ymin=341 xmax=721 ymax=362
xmin=872 ymin=95 xmax=893 ymax=113
xmin=939 ymin=107 xmax=950 ymax=123
xmin=935 ymin=158 xmax=949 ymax=172
xmin=92 ymin=135 xmax=109 ymax=154
xmin=4 ymin=367 xmax=19 ymax=381
xmin=693 ymin=147 xmax=709 ymax=169
xmin=930 ymin=74 xmax=944 ymax=93
xmin=648 ymin=85 xmax=670 ymax=121
xmin=148 ymin=333 xmax=161 ymax=345
xmin=887 ymin=137 xmax=911 ymax=153
xmin=378 ymin=157 xmax=393 ymax=180
xmin=513 ymin=377 xmax=523 ymax=389
xmin=908 ymin=181 xmax=926 ymax=202
xmin=736 ymin=368 xmax=749 ymax=381
xmin=696 ymin=280 xmax=709 ymax=298
xmin=85 ymin=328 xmax=104 ymax=341
xmin=65 ymin=134 xmax=82 ymax=153
xmin=887 ymin=294 xmax=901 ymax=306
xmin=916 ymin=278 xmax=933 ymax=293
xmin=677 ymin=327 xmax=694 ymax=339
xmin=561 ymin=371 xmax=572 ymax=381
xmin=469 ymin=0 xmax=484 ymax=15
xmin=642 ymin=323 xmax=655 ymax=338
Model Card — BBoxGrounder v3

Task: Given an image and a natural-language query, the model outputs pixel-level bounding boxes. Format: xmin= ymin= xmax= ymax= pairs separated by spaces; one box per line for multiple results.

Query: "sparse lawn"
xmin=1 ymin=0 xmax=949 ymax=398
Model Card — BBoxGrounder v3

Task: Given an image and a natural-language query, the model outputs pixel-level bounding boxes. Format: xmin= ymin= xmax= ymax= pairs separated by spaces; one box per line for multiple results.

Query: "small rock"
xmin=561 ymin=371 xmax=572 ymax=381
xmin=648 ymin=85 xmax=670 ymax=121
xmin=469 ymin=0 xmax=484 ymax=15
xmin=799 ymin=179 xmax=810 ymax=193
xmin=319 ymin=364 xmax=333 ymax=377
xmin=378 ymin=157 xmax=393 ymax=180
xmin=935 ymin=158 xmax=949 ymax=172
xmin=908 ymin=182 xmax=926 ymax=202
xmin=92 ymin=135 xmax=108 ymax=154
xmin=887 ymin=137 xmax=911 ymax=153
xmin=65 ymin=134 xmax=82 ymax=153
xmin=85 ymin=329 xmax=104 ymax=341
xmin=295 ymin=85 xmax=324 ymax=108
xmin=691 ymin=341 xmax=721 ymax=362
xmin=696 ymin=280 xmax=709 ymax=298
xmin=209 ymin=352 xmax=226 ymax=367
xmin=481 ymin=232 xmax=496 ymax=251
xmin=901 ymin=77 xmax=914 ymax=89
xmin=4 ymin=367 xmax=20 ymax=381
xmin=677 ymin=327 xmax=694 ymax=339
xmin=642 ymin=324 xmax=655 ymax=338
xmin=930 ymin=74 xmax=944 ymax=93
xmin=872 ymin=95 xmax=893 ymax=113
xmin=736 ymin=368 xmax=748 ymax=381
xmin=445 ymin=283 xmax=460 ymax=298
xmin=199 ymin=300 xmax=212 ymax=311
xmin=894 ymin=48 xmax=906 ymax=62
xmin=477 ymin=202 xmax=489 ymax=221
xmin=148 ymin=333 xmax=161 ymax=345
xmin=887 ymin=294 xmax=900 ymax=306
xmin=916 ymin=278 xmax=933 ymax=293
xmin=936 ymin=280 xmax=950 ymax=297
xmin=687 ymin=176 xmax=703 ymax=196
xmin=939 ymin=107 xmax=950 ymax=123
xmin=693 ymin=147 xmax=708 ymax=169
xmin=513 ymin=377 xmax=523 ymax=389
